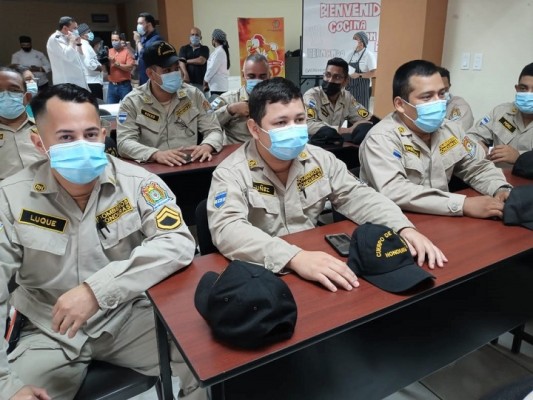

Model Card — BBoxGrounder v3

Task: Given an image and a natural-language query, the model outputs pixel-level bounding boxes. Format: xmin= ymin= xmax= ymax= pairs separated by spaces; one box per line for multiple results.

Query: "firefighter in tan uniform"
xmin=303 ymin=58 xmax=376 ymax=145
xmin=211 ymin=54 xmax=270 ymax=144
xmin=0 ymin=84 xmax=205 ymax=400
xmin=359 ymin=60 xmax=511 ymax=219
xmin=0 ymin=67 xmax=45 ymax=180
xmin=117 ymin=41 xmax=222 ymax=166
xmin=438 ymin=67 xmax=474 ymax=131
xmin=467 ymin=63 xmax=533 ymax=168
xmin=208 ymin=78 xmax=447 ymax=293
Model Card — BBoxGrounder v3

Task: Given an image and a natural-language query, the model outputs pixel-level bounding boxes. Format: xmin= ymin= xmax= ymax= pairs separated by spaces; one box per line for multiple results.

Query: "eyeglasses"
xmin=323 ymin=72 xmax=345 ymax=82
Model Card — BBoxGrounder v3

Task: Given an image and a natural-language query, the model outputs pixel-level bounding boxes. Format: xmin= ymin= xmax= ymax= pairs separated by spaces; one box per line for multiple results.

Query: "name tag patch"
xmin=253 ymin=181 xmax=275 ymax=196
xmin=403 ymin=144 xmax=420 ymax=158
xmin=141 ymin=109 xmax=160 ymax=122
xmin=297 ymin=167 xmax=324 ymax=191
xmin=499 ymin=117 xmax=516 ymax=133
xmin=96 ymin=198 xmax=134 ymax=225
xmin=439 ymin=136 xmax=459 ymax=155
xmin=176 ymin=101 xmax=192 ymax=118
xmin=19 ymin=209 xmax=67 ymax=233
xmin=155 ymin=205 xmax=182 ymax=230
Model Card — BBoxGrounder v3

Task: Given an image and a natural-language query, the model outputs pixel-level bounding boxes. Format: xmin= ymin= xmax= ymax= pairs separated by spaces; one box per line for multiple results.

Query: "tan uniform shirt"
xmin=0 ymin=118 xmax=46 ymax=180
xmin=446 ymin=95 xmax=474 ymax=131
xmin=303 ymin=86 xmax=372 ymax=135
xmin=0 ymin=156 xmax=195 ymax=396
xmin=359 ymin=112 xmax=509 ymax=216
xmin=211 ymin=86 xmax=252 ymax=144
xmin=117 ymin=82 xmax=223 ymax=162
xmin=467 ymin=102 xmax=533 ymax=166
xmin=207 ymin=141 xmax=413 ymax=273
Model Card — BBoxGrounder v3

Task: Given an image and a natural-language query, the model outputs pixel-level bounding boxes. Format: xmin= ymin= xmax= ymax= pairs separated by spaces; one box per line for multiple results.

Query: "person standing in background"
xmin=46 ymin=16 xmax=88 ymax=89
xmin=179 ymin=27 xmax=210 ymax=93
xmin=107 ymin=31 xmax=135 ymax=103
xmin=11 ymin=36 xmax=51 ymax=92
xmin=78 ymin=23 xmax=104 ymax=100
xmin=345 ymin=31 xmax=376 ymax=109
xmin=438 ymin=67 xmax=474 ymax=131
xmin=204 ymin=28 xmax=230 ymax=99
xmin=133 ymin=12 xmax=163 ymax=85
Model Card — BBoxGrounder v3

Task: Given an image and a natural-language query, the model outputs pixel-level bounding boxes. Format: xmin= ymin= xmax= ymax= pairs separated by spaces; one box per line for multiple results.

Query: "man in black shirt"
xmin=179 ymin=27 xmax=210 ymax=93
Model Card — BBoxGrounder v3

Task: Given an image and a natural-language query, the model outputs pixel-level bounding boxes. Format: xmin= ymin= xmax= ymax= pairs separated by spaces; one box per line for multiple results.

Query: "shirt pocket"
xmin=13 ymin=222 xmax=68 ymax=255
xmin=176 ymin=108 xmax=200 ymax=137
xmin=248 ymin=189 xmax=280 ymax=215
xmin=98 ymin=209 xmax=143 ymax=250
xmin=441 ymin=145 xmax=466 ymax=171
xmin=300 ymin=177 xmax=332 ymax=210
xmin=135 ymin=113 xmax=161 ymax=136
xmin=403 ymin=154 xmax=425 ymax=184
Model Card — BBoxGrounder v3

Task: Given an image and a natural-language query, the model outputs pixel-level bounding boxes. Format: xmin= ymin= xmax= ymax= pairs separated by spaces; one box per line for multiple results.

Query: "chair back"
xmin=195 ymin=199 xmax=218 ymax=255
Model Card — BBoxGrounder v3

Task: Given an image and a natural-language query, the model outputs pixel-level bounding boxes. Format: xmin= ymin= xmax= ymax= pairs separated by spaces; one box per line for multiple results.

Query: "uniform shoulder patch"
xmin=480 ymin=116 xmax=490 ymax=126
xmin=307 ymin=99 xmax=316 ymax=108
xmin=392 ymin=149 xmax=402 ymax=159
xmin=306 ymin=107 xmax=317 ymax=119
xmin=141 ymin=182 xmax=171 ymax=210
xmin=439 ymin=136 xmax=460 ymax=155
xmin=18 ymin=209 xmax=68 ymax=233
xmin=202 ymin=99 xmax=211 ymax=111
xmin=118 ymin=112 xmax=127 ymax=124
xmin=214 ymin=191 xmax=227 ymax=209
xmin=141 ymin=109 xmax=160 ymax=122
xmin=450 ymin=107 xmax=461 ymax=120
xmin=155 ymin=205 xmax=182 ymax=230
xmin=462 ymin=137 xmax=477 ymax=158
xmin=253 ymin=181 xmax=275 ymax=195
xmin=498 ymin=117 xmax=516 ymax=133
xmin=210 ymin=97 xmax=225 ymax=110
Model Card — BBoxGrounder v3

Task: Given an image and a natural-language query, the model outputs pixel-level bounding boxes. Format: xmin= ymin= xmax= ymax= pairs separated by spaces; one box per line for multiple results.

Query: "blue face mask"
xmin=190 ymin=36 xmax=201 ymax=46
xmin=403 ymin=99 xmax=447 ymax=133
xmin=137 ymin=24 xmax=146 ymax=36
xmin=155 ymin=71 xmax=182 ymax=94
xmin=48 ymin=140 xmax=108 ymax=184
xmin=87 ymin=32 xmax=94 ymax=42
xmin=259 ymin=124 xmax=309 ymax=160
xmin=0 ymin=91 xmax=26 ymax=120
xmin=515 ymin=92 xmax=533 ymax=114
xmin=26 ymin=81 xmax=38 ymax=96
xmin=246 ymin=79 xmax=262 ymax=94
xmin=111 ymin=40 xmax=121 ymax=50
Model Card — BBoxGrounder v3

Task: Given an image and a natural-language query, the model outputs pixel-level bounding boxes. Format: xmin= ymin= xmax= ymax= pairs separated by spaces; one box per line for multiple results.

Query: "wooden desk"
xmin=148 ymin=188 xmax=533 ymax=400
xmin=124 ymin=144 xmax=240 ymax=224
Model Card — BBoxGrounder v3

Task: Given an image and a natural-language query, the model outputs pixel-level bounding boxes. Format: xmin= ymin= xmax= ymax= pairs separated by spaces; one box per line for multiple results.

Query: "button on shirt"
xmin=117 ymin=82 xmax=223 ymax=162
xmin=359 ymin=112 xmax=509 ymax=216
xmin=303 ymin=86 xmax=372 ymax=135
xmin=207 ymin=141 xmax=413 ymax=273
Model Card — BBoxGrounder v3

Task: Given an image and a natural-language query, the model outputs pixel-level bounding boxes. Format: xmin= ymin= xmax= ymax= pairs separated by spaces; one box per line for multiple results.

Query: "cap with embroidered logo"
xmin=143 ymin=41 xmax=180 ymax=68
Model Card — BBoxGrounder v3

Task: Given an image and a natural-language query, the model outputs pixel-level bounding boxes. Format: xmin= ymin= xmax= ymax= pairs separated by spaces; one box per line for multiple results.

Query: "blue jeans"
xmin=107 ymin=81 xmax=133 ymax=104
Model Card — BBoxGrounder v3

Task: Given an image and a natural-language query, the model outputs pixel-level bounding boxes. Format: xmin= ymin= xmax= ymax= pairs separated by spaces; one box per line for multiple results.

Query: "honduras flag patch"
xmin=214 ymin=191 xmax=227 ymax=209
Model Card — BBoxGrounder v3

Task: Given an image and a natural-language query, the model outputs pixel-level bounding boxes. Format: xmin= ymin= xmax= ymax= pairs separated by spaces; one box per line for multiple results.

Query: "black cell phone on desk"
xmin=325 ymin=233 xmax=351 ymax=257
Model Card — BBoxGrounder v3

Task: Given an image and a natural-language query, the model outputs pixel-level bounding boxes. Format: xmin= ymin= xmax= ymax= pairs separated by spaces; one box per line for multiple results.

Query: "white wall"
xmin=442 ymin=0 xmax=533 ymax=121
xmin=192 ymin=0 xmax=302 ymax=76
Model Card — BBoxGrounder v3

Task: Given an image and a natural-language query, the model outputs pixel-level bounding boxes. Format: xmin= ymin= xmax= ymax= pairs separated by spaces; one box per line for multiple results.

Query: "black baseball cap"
xmin=143 ymin=41 xmax=180 ymax=68
xmin=503 ymin=185 xmax=533 ymax=230
xmin=194 ymin=260 xmax=297 ymax=349
xmin=513 ymin=151 xmax=533 ymax=179
xmin=347 ymin=223 xmax=435 ymax=293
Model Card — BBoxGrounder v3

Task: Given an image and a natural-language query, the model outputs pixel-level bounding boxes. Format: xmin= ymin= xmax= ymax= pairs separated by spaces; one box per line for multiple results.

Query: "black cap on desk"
xmin=347 ymin=223 xmax=435 ymax=293
xmin=194 ymin=260 xmax=297 ymax=349
xmin=504 ymin=185 xmax=533 ymax=230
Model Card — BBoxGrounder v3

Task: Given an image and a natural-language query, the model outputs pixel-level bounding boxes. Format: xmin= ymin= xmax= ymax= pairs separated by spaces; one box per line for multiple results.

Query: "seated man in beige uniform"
xmin=303 ymin=57 xmax=378 ymax=145
xmin=438 ymin=66 xmax=474 ymax=131
xmin=0 ymin=66 xmax=45 ymax=180
xmin=211 ymin=53 xmax=271 ymax=144
xmin=207 ymin=77 xmax=447 ymax=293
xmin=0 ymin=84 xmax=205 ymax=400
xmin=117 ymin=40 xmax=223 ymax=166
xmin=359 ymin=60 xmax=511 ymax=218
xmin=467 ymin=62 xmax=533 ymax=167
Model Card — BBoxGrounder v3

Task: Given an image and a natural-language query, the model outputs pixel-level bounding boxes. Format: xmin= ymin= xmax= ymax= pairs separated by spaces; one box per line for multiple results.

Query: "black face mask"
xmin=321 ymin=80 xmax=342 ymax=96
xmin=21 ymin=47 xmax=32 ymax=52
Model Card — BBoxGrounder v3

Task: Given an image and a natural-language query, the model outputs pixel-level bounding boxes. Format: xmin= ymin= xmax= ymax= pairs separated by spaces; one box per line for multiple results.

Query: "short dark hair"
xmin=519 ymin=63 xmax=533 ymax=81
xmin=58 ymin=16 xmax=75 ymax=30
xmin=0 ymin=66 xmax=26 ymax=91
xmin=249 ymin=77 xmax=303 ymax=125
xmin=438 ymin=66 xmax=451 ymax=84
xmin=19 ymin=35 xmax=31 ymax=43
xmin=139 ymin=12 xmax=156 ymax=28
xmin=326 ymin=57 xmax=348 ymax=77
xmin=393 ymin=59 xmax=439 ymax=100
xmin=31 ymin=84 xmax=99 ymax=121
